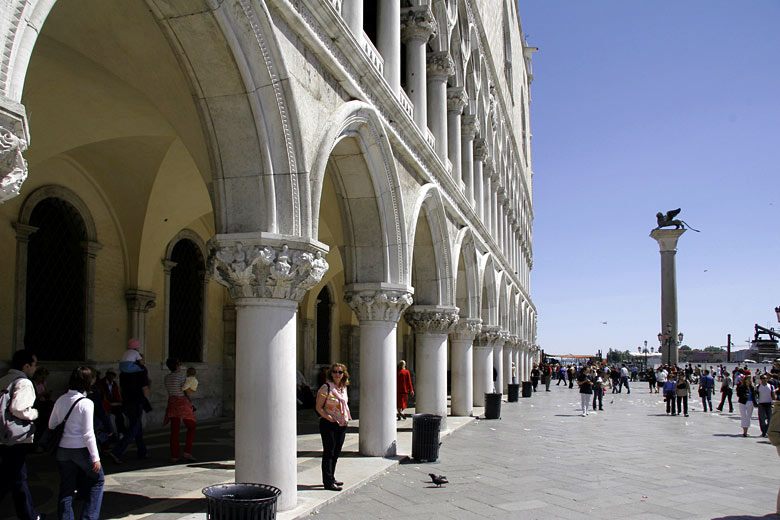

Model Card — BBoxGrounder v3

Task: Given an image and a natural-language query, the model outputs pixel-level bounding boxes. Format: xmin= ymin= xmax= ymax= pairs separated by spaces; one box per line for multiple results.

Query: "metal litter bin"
xmin=412 ymin=413 xmax=442 ymax=462
xmin=522 ymin=381 xmax=533 ymax=398
xmin=202 ymin=483 xmax=281 ymax=520
xmin=507 ymin=383 xmax=520 ymax=402
xmin=484 ymin=393 xmax=502 ymax=419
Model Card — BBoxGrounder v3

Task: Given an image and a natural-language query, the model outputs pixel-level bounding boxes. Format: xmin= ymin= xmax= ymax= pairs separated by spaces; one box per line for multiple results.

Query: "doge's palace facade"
xmin=0 ymin=0 xmax=537 ymax=510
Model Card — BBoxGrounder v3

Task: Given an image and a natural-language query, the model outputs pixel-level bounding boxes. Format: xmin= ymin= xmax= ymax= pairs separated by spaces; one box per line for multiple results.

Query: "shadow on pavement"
xmin=100 ymin=492 xmax=205 ymax=519
xmin=711 ymin=515 xmax=778 ymax=520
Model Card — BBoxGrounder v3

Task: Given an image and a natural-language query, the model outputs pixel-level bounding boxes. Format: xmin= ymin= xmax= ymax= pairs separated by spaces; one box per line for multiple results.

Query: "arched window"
xmin=24 ymin=197 xmax=88 ymax=360
xmin=168 ymin=238 xmax=205 ymax=362
xmin=316 ymin=286 xmax=332 ymax=365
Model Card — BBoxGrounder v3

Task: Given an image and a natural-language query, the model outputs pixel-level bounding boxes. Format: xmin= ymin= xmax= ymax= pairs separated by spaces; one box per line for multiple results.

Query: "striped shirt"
xmin=164 ymin=372 xmax=185 ymax=397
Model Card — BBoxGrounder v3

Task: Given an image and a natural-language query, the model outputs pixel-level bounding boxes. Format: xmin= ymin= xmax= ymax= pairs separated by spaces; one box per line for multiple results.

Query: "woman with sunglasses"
xmin=315 ymin=363 xmax=352 ymax=491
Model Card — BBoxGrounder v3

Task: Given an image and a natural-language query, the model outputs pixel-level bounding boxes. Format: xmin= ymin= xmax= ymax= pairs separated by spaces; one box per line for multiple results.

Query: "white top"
xmin=756 ymin=383 xmax=775 ymax=404
xmin=0 ymin=370 xmax=38 ymax=423
xmin=48 ymin=389 xmax=99 ymax=463
xmin=121 ymin=349 xmax=143 ymax=363
xmin=620 ymin=367 xmax=629 ymax=377
xmin=655 ymin=370 xmax=667 ymax=383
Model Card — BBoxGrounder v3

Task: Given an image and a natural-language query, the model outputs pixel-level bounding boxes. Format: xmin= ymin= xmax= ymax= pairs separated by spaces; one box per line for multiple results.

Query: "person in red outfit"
xmin=162 ymin=358 xmax=196 ymax=463
xmin=397 ymin=360 xmax=414 ymax=420
xmin=98 ymin=371 xmax=125 ymax=437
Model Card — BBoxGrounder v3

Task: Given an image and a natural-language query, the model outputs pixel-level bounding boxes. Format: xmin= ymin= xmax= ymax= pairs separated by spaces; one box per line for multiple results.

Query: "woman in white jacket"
xmin=48 ymin=367 xmax=103 ymax=520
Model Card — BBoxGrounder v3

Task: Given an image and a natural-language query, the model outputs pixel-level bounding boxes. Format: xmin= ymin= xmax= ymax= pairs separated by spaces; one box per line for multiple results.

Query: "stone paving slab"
xmin=313 ymin=387 xmax=780 ymax=520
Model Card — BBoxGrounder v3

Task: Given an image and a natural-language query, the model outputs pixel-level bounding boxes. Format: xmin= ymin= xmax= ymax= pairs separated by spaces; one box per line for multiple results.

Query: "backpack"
xmin=314 ymin=382 xmax=331 ymax=418
xmin=0 ymin=376 xmax=35 ymax=445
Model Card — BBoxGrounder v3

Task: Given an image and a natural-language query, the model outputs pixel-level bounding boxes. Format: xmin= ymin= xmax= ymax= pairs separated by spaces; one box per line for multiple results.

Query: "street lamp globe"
xmin=677 ymin=332 xmax=684 ymax=343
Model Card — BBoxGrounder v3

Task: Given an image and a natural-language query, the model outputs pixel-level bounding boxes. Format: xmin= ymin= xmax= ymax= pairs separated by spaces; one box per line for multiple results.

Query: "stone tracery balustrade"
xmin=208 ymin=237 xmax=329 ymax=301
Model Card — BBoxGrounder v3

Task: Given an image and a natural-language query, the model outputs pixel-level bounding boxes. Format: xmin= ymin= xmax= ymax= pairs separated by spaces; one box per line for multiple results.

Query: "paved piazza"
xmin=314 ymin=385 xmax=780 ymax=520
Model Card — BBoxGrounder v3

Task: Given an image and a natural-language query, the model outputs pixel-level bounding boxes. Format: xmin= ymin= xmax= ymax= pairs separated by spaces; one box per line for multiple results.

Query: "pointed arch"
xmin=479 ymin=254 xmax=498 ymax=326
xmin=310 ymin=100 xmax=408 ymax=286
xmin=452 ymin=226 xmax=479 ymax=318
xmin=407 ymin=184 xmax=454 ymax=306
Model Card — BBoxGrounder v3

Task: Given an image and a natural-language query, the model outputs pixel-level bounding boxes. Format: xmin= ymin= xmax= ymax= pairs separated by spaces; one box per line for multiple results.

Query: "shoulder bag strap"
xmin=60 ymin=397 xmax=86 ymax=428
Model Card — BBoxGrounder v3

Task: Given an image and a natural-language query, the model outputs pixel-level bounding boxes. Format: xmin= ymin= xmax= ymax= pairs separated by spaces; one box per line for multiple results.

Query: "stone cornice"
xmin=344 ymin=288 xmax=413 ymax=322
xmin=400 ymin=5 xmax=436 ymax=44
xmin=208 ymin=234 xmax=329 ymax=301
xmin=404 ymin=305 xmax=459 ymax=334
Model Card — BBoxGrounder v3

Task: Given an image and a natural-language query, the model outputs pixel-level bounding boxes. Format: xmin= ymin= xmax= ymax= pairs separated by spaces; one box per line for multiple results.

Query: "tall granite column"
xmin=427 ymin=52 xmax=454 ymax=162
xmin=405 ymin=306 xmax=459 ymax=430
xmin=450 ymin=318 xmax=481 ymax=416
xmin=344 ymin=286 xmax=413 ymax=456
xmin=209 ymin=237 xmax=329 ymax=511
xmin=650 ymin=228 xmax=686 ymax=366
xmin=447 ymin=87 xmax=467 ymax=188
xmin=473 ymin=331 xmax=494 ymax=405
xmin=401 ymin=6 xmax=435 ymax=130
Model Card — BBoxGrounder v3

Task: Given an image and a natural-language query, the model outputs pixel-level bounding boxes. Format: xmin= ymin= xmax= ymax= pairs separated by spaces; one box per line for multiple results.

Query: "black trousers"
xmin=0 ymin=444 xmax=37 ymax=520
xmin=676 ymin=395 xmax=688 ymax=415
xmin=665 ymin=392 xmax=677 ymax=414
xmin=319 ymin=419 xmax=347 ymax=486
xmin=758 ymin=403 xmax=773 ymax=435
xmin=717 ymin=389 xmax=733 ymax=412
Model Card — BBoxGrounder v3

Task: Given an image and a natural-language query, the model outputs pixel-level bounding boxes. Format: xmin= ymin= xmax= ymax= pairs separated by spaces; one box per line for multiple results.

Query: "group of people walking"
xmin=0 ymin=343 xmax=201 ymax=519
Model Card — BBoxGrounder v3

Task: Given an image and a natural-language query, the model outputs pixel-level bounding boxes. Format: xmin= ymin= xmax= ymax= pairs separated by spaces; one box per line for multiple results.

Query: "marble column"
xmin=461 ymin=115 xmax=477 ymax=204
xmin=473 ymin=139 xmax=487 ymax=222
xmin=209 ymin=236 xmax=329 ymax=511
xmin=405 ymin=306 xmax=459 ymax=430
xmin=512 ymin=343 xmax=520 ymax=384
xmin=125 ymin=289 xmax=156 ymax=352
xmin=650 ymin=228 xmax=686 ymax=366
xmin=427 ymin=52 xmax=454 ymax=162
xmin=344 ymin=286 xmax=413 ymax=456
xmin=401 ymin=6 xmax=435 ymax=130
xmin=502 ymin=338 xmax=512 ymax=393
xmin=472 ymin=332 xmax=494 ymax=406
xmin=449 ymin=318 xmax=481 ymax=417
xmin=343 ymin=0 xmax=363 ymax=38
xmin=447 ymin=87 xmax=467 ymax=188
xmin=483 ymin=160 xmax=495 ymax=235
xmin=377 ymin=0 xmax=401 ymax=94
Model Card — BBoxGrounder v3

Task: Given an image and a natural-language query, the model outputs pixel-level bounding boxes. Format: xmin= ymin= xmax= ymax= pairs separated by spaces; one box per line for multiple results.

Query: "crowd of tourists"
xmin=0 ymin=342 xmax=200 ymax=519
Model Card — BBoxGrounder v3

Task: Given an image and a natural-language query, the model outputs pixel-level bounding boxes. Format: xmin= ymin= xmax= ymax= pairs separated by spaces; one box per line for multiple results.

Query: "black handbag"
xmin=41 ymin=397 xmax=85 ymax=454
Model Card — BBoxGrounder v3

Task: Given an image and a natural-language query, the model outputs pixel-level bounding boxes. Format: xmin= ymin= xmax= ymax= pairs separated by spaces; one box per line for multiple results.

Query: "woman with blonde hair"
xmin=315 ymin=363 xmax=351 ymax=491
xmin=397 ymin=360 xmax=414 ymax=420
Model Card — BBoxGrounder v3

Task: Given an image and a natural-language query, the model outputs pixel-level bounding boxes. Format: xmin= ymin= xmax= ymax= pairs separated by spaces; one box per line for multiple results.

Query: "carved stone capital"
xmin=426 ymin=52 xmax=454 ymax=81
xmin=162 ymin=259 xmax=178 ymax=274
xmin=0 ymin=98 xmax=29 ymax=204
xmin=446 ymin=87 xmax=467 ymax=114
xmin=450 ymin=318 xmax=482 ymax=341
xmin=12 ymin=222 xmax=38 ymax=242
xmin=401 ymin=6 xmax=436 ymax=43
xmin=483 ymin=160 xmax=495 ymax=180
xmin=461 ymin=115 xmax=477 ymax=139
xmin=477 ymin=326 xmax=503 ymax=346
xmin=125 ymin=289 xmax=157 ymax=313
xmin=404 ymin=306 xmax=459 ymax=334
xmin=489 ymin=167 xmax=501 ymax=184
xmin=208 ymin=234 xmax=329 ymax=301
xmin=344 ymin=288 xmax=413 ymax=323
xmin=473 ymin=139 xmax=488 ymax=161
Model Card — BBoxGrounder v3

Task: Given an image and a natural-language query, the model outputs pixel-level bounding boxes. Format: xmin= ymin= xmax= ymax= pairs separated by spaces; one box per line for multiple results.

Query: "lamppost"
xmin=775 ymin=306 xmax=780 ymax=323
xmin=658 ymin=324 xmax=684 ymax=367
xmin=643 ymin=340 xmax=648 ymax=369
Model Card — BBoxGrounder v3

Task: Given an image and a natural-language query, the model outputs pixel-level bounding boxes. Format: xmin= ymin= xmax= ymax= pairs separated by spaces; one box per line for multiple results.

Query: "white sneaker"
xmin=581 ymin=413 xmax=587 ymax=417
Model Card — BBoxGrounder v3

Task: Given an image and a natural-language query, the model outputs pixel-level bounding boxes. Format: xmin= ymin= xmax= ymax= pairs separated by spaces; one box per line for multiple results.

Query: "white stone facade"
xmin=0 ymin=0 xmax=537 ymax=510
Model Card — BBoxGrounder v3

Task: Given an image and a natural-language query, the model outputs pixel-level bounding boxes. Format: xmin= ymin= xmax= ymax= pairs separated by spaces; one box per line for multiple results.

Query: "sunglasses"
xmin=332 ymin=370 xmax=344 ymax=374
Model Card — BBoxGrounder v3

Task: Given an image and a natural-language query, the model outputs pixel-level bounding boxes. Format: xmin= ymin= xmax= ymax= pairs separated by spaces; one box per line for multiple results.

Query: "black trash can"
xmin=412 ymin=413 xmax=442 ymax=462
xmin=522 ymin=381 xmax=533 ymax=398
xmin=202 ymin=483 xmax=281 ymax=520
xmin=507 ymin=383 xmax=520 ymax=402
xmin=484 ymin=393 xmax=502 ymax=419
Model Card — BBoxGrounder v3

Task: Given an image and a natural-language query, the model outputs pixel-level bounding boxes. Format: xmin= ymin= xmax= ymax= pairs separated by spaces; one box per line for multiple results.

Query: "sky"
xmin=517 ymin=1 xmax=780 ymax=356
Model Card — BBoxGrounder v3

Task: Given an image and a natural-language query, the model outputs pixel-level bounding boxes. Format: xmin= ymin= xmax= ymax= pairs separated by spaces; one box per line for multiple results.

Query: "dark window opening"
xmin=169 ymin=239 xmax=204 ymax=362
xmin=364 ymin=1 xmax=378 ymax=48
xmin=316 ymin=287 xmax=332 ymax=365
xmin=26 ymin=197 xmax=87 ymax=360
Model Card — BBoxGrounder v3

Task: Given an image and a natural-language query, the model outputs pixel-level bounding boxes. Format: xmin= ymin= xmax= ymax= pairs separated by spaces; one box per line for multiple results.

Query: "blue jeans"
xmin=56 ymin=447 xmax=104 ymax=520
